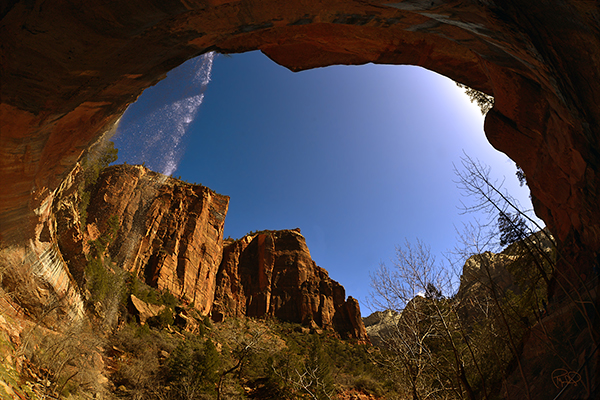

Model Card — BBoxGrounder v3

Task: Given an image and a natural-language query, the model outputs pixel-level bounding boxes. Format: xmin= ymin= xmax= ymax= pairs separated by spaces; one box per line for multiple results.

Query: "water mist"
xmin=113 ymin=52 xmax=215 ymax=177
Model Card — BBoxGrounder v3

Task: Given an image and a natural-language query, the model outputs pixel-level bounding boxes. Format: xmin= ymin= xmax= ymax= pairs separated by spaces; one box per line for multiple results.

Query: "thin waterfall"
xmin=113 ymin=52 xmax=215 ymax=176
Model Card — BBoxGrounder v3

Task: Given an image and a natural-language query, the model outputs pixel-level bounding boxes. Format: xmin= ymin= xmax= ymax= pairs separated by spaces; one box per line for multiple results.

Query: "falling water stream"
xmin=113 ymin=52 xmax=215 ymax=176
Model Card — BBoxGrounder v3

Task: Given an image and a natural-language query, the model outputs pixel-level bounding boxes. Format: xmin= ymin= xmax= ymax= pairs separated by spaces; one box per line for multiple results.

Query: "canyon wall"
xmin=56 ymin=164 xmax=367 ymax=339
xmin=213 ymin=230 xmax=368 ymax=340
xmin=1 ymin=1 xmax=599 ymax=396
xmin=1 ymin=0 xmax=599 ymax=299
xmin=85 ymin=164 xmax=229 ymax=315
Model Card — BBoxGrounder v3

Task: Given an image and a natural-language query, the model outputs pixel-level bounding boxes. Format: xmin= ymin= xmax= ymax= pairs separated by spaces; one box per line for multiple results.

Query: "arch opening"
xmin=112 ymin=50 xmax=536 ymax=301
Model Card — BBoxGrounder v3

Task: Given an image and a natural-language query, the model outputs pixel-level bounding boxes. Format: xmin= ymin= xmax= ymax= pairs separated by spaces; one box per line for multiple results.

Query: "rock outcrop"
xmin=50 ymin=164 xmax=367 ymax=339
xmin=86 ymin=164 xmax=229 ymax=315
xmin=363 ymin=309 xmax=400 ymax=347
xmin=128 ymin=294 xmax=166 ymax=326
xmin=213 ymin=230 xmax=368 ymax=340
xmin=0 ymin=163 xmax=87 ymax=327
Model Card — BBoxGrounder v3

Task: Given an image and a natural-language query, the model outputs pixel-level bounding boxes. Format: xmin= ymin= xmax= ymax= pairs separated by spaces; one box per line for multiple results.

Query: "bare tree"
xmin=216 ymin=326 xmax=267 ymax=400
xmin=367 ymin=155 xmax=574 ymax=400
xmin=452 ymin=154 xmax=599 ymax=399
xmin=270 ymin=339 xmax=336 ymax=400
xmin=291 ymin=364 xmax=336 ymax=400
xmin=370 ymin=240 xmax=479 ymax=400
xmin=21 ymin=321 xmax=106 ymax=398
xmin=454 ymin=154 xmax=598 ymax=341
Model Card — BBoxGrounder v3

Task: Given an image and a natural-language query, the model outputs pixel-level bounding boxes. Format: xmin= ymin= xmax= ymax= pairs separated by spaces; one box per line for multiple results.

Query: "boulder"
xmin=128 ymin=294 xmax=165 ymax=325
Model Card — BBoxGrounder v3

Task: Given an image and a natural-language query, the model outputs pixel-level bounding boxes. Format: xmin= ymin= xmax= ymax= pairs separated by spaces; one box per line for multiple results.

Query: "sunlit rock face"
xmin=62 ymin=164 xmax=366 ymax=339
xmin=213 ymin=229 xmax=369 ymax=340
xmin=86 ymin=164 xmax=229 ymax=314
xmin=363 ymin=309 xmax=401 ymax=347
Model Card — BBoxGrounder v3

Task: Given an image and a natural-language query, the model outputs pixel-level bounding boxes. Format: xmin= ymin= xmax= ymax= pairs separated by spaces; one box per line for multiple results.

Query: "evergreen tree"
xmin=498 ymin=212 xmax=528 ymax=247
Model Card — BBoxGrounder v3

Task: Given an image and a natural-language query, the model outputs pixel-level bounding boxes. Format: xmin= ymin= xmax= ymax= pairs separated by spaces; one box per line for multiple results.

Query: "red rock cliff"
xmin=86 ymin=164 xmax=229 ymax=314
xmin=212 ymin=230 xmax=368 ymax=340
xmin=1 ymin=1 xmax=599 ymax=396
xmin=60 ymin=165 xmax=366 ymax=339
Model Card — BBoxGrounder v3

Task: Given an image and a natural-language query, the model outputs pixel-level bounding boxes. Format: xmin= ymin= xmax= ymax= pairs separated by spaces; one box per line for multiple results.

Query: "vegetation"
xmin=239 ymin=228 xmax=301 ymax=239
xmin=366 ymin=155 xmax=600 ymax=400
xmin=244 ymin=229 xmax=278 ymax=237
xmin=84 ymin=214 xmax=122 ymax=319
xmin=456 ymin=83 xmax=494 ymax=115
xmin=78 ymin=140 xmax=118 ymax=227
xmin=4 ymin=135 xmax=596 ymax=400
xmin=75 ymin=315 xmax=399 ymax=400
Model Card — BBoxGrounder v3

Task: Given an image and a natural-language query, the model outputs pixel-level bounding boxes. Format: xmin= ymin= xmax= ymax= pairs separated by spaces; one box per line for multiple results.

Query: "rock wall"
xmin=1 ymin=1 xmax=599 ymax=278
xmin=86 ymin=164 xmax=229 ymax=315
xmin=212 ymin=230 xmax=368 ymax=340
xmin=0 ymin=164 xmax=88 ymax=328
xmin=51 ymin=164 xmax=366 ymax=339
xmin=1 ymin=1 xmax=599 ymax=395
xmin=0 ymin=242 xmax=85 ymax=325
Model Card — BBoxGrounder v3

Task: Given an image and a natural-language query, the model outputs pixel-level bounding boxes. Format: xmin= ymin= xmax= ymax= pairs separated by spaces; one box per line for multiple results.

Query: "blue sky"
xmin=114 ymin=51 xmax=535 ymax=314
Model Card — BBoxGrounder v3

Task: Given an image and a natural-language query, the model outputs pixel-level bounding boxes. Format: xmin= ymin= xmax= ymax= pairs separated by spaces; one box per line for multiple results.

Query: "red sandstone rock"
xmin=1 ymin=1 xmax=599 ymax=275
xmin=86 ymin=164 xmax=229 ymax=314
xmin=212 ymin=230 xmax=369 ymax=340
xmin=1 ymin=1 xmax=600 ymax=395
xmin=58 ymin=164 xmax=366 ymax=339
xmin=129 ymin=294 xmax=165 ymax=325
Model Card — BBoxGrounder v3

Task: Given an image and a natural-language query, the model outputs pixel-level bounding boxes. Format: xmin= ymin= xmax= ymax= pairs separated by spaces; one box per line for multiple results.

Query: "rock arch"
xmin=1 ymin=0 xmax=599 ymax=277
xmin=2 ymin=2 xmax=600 ymax=397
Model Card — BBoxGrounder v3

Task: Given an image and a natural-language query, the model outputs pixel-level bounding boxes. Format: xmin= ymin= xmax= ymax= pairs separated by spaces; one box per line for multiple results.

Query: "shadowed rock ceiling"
xmin=1 ymin=0 xmax=599 ymax=279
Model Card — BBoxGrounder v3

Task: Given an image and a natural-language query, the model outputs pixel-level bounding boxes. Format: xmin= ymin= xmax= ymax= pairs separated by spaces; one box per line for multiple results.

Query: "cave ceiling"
xmin=1 ymin=0 xmax=599 ymax=272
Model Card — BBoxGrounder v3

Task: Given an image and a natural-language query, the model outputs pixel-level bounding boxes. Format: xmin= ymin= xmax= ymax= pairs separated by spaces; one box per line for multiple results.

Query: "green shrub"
xmin=353 ymin=375 xmax=385 ymax=396
xmin=161 ymin=290 xmax=179 ymax=309
xmin=202 ymin=315 xmax=213 ymax=329
xmin=147 ymin=307 xmax=175 ymax=329
xmin=127 ymin=276 xmax=161 ymax=305
xmin=85 ymin=257 xmax=116 ymax=303
xmin=84 ymin=215 xmax=121 ymax=306
xmin=78 ymin=141 xmax=118 ymax=228
xmin=79 ymin=191 xmax=91 ymax=227
xmin=167 ymin=337 xmax=222 ymax=398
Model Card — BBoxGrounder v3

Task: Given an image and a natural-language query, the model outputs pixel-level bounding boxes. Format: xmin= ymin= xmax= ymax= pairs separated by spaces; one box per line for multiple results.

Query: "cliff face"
xmin=1 ymin=0 xmax=599 ymax=394
xmin=50 ymin=164 xmax=366 ymax=339
xmin=362 ymin=309 xmax=400 ymax=347
xmin=213 ymin=230 xmax=368 ymax=340
xmin=85 ymin=164 xmax=229 ymax=315
xmin=0 ymin=164 xmax=88 ymax=327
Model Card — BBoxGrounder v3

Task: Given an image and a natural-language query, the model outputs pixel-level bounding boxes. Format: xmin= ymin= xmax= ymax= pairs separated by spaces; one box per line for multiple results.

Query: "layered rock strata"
xmin=50 ymin=164 xmax=367 ymax=339
xmin=86 ymin=164 xmax=229 ymax=315
xmin=0 ymin=164 xmax=88 ymax=326
xmin=1 ymin=1 xmax=600 ymax=395
xmin=212 ymin=229 xmax=368 ymax=340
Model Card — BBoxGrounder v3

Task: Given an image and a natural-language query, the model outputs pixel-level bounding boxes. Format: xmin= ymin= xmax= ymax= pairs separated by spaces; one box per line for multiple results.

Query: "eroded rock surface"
xmin=129 ymin=294 xmax=166 ymax=325
xmin=363 ymin=309 xmax=400 ymax=347
xmin=1 ymin=1 xmax=600 ymax=397
xmin=56 ymin=165 xmax=366 ymax=339
xmin=86 ymin=164 xmax=229 ymax=315
xmin=1 ymin=1 xmax=599 ymax=278
xmin=213 ymin=230 xmax=369 ymax=340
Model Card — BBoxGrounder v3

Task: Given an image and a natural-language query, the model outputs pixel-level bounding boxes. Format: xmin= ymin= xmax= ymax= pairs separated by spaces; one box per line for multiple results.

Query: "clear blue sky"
xmin=114 ymin=51 xmax=535 ymax=314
